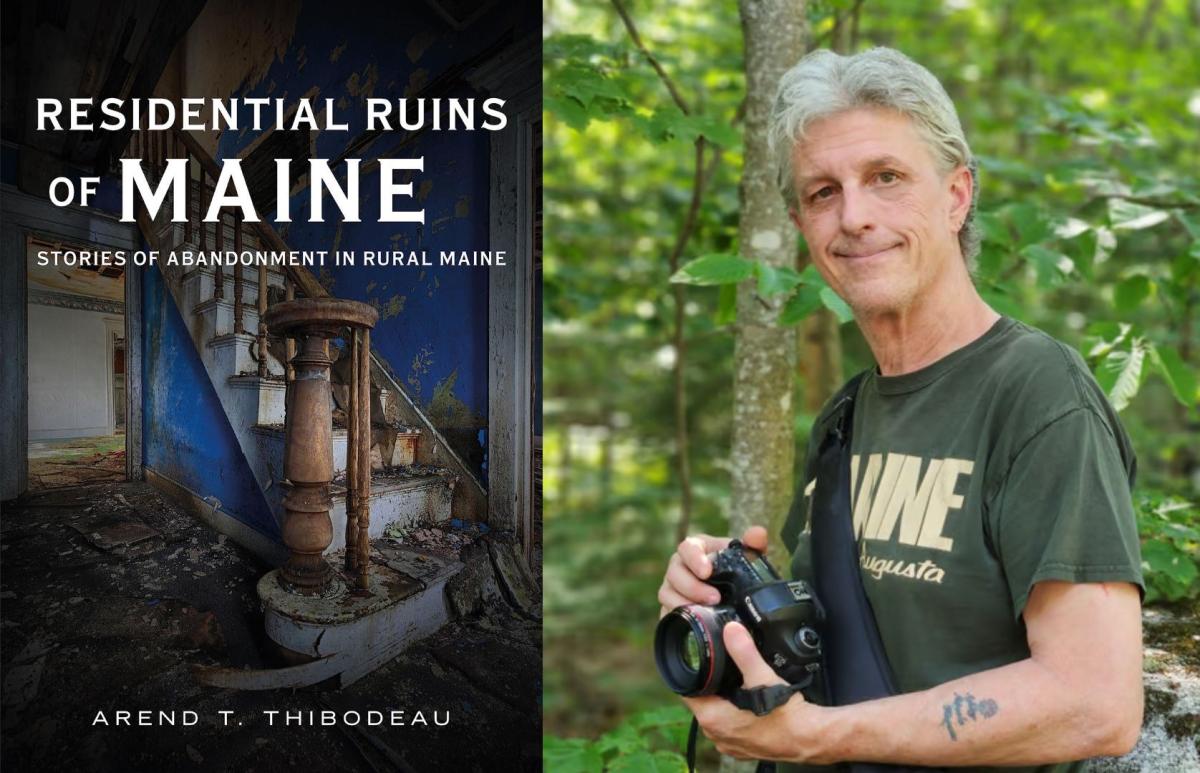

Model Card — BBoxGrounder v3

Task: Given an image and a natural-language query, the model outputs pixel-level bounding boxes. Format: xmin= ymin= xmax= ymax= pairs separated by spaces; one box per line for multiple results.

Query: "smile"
xmin=835 ymin=244 xmax=900 ymax=259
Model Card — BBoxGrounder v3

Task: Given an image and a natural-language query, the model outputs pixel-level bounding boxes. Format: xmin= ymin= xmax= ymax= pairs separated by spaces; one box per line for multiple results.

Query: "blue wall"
xmin=205 ymin=0 xmax=536 ymax=480
xmin=143 ymin=266 xmax=278 ymax=538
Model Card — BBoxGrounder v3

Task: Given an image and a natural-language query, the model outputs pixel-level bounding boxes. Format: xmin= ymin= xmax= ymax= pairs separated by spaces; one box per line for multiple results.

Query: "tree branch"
xmin=610 ymin=0 xmax=692 ymax=115
xmin=611 ymin=0 xmax=707 ymax=538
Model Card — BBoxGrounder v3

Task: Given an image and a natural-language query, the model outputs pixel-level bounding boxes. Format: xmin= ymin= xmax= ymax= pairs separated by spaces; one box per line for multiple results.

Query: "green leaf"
xmin=974 ymin=245 xmax=1008 ymax=281
xmin=545 ymin=95 xmax=591 ymax=132
xmin=543 ymin=736 xmax=604 ymax=773
xmin=1108 ymin=199 xmax=1170 ymax=231
xmin=1177 ymin=212 xmax=1200 ymax=241
xmin=779 ymin=283 xmax=823 ymax=325
xmin=596 ymin=721 xmax=646 ymax=755
xmin=628 ymin=705 xmax=692 ymax=730
xmin=755 ymin=263 xmax=803 ymax=297
xmin=977 ymin=210 xmax=1013 ymax=249
xmin=1141 ymin=539 xmax=1200 ymax=601
xmin=1096 ymin=337 xmax=1147 ymax=412
xmin=1086 ymin=322 xmax=1131 ymax=360
xmin=715 ymin=283 xmax=737 ymax=325
xmin=670 ymin=253 xmax=754 ymax=285
xmin=979 ymin=282 xmax=1024 ymax=321
xmin=556 ymin=63 xmax=628 ymax=108
xmin=1148 ymin=344 xmax=1199 ymax=409
xmin=609 ymin=750 xmax=686 ymax=773
xmin=1062 ymin=229 xmax=1097 ymax=280
xmin=819 ymin=287 xmax=854 ymax=323
xmin=632 ymin=108 xmax=739 ymax=148
xmin=1113 ymin=275 xmax=1152 ymax=312
xmin=1008 ymin=202 xmax=1052 ymax=245
xmin=1019 ymin=244 xmax=1070 ymax=287
xmin=682 ymin=114 xmax=741 ymax=148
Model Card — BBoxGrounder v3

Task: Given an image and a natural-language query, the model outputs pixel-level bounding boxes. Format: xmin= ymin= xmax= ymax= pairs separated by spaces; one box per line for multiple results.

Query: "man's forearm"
xmin=802 ymin=656 xmax=1140 ymax=766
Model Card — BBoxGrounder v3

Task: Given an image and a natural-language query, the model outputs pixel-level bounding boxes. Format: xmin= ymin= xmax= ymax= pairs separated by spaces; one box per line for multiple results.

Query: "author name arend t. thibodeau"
xmin=91 ymin=709 xmax=451 ymax=727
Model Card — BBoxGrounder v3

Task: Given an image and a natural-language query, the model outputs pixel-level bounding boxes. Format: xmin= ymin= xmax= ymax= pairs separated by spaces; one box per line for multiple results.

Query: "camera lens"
xmin=654 ymin=605 xmax=733 ymax=696
xmin=681 ymin=631 xmax=702 ymax=672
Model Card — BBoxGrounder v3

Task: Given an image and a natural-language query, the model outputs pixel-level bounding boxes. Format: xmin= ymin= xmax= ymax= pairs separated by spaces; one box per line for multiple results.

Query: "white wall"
xmin=27 ymin=304 xmax=122 ymax=440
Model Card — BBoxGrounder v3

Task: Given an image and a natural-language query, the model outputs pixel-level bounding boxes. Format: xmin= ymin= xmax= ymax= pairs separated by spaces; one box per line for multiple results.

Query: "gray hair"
xmin=768 ymin=47 xmax=980 ymax=265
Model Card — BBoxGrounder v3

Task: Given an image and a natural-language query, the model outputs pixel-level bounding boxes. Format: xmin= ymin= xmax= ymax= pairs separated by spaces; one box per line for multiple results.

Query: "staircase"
xmin=129 ymin=129 xmax=486 ymax=560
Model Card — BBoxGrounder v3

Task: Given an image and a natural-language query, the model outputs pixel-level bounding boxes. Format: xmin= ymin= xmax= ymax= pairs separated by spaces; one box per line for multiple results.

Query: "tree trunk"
xmin=730 ymin=0 xmax=807 ymax=658
xmin=797 ymin=246 xmax=845 ymax=412
xmin=731 ymin=0 xmax=807 ymax=540
xmin=798 ymin=307 xmax=844 ymax=414
xmin=728 ymin=3 xmax=808 ymax=764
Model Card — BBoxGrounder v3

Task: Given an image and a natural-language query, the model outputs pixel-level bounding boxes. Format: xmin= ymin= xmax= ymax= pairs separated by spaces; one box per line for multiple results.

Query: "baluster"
xmin=345 ymin=329 xmax=360 ymax=572
xmin=199 ymin=166 xmax=208 ymax=251
xmin=183 ymin=138 xmax=193 ymax=244
xmin=213 ymin=249 xmax=224 ymax=301
xmin=257 ymin=266 xmax=268 ymax=378
xmin=233 ymin=265 xmax=244 ymax=335
xmin=356 ymin=327 xmax=371 ymax=591
xmin=262 ymin=300 xmax=377 ymax=594
xmin=284 ymin=275 xmax=296 ymax=382
xmin=233 ymin=219 xmax=244 ymax=334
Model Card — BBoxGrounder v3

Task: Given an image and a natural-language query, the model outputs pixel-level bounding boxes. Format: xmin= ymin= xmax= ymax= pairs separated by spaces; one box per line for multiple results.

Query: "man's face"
xmin=788 ymin=107 xmax=971 ymax=317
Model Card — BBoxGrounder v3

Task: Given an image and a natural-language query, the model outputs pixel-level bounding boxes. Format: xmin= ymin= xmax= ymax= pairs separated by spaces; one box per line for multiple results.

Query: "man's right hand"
xmin=657 ymin=526 xmax=770 ymax=618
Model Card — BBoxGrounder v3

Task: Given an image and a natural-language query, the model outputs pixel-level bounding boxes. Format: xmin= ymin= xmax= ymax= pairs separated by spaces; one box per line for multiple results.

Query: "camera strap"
xmin=808 ymin=371 xmax=945 ymax=773
xmin=685 ymin=651 xmax=818 ymax=770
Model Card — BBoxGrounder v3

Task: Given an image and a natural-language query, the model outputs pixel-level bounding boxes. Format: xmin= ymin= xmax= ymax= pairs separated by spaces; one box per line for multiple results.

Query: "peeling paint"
xmin=331 ymin=221 xmax=343 ymax=255
xmin=418 ymin=179 xmax=434 ymax=203
xmin=345 ymin=62 xmax=379 ymax=99
xmin=406 ymin=68 xmax=429 ymax=96
xmin=329 ymin=41 xmax=346 ymax=62
xmin=406 ymin=30 xmax=437 ymax=62
xmin=427 ymin=369 xmax=482 ymax=428
xmin=407 ymin=345 xmax=434 ymax=399
xmin=454 ymin=195 xmax=470 ymax=218
xmin=381 ymin=295 xmax=406 ymax=320
xmin=317 ymin=266 xmax=336 ymax=293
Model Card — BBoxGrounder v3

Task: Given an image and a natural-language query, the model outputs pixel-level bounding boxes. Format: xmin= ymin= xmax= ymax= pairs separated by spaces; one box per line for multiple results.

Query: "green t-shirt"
xmin=780 ymin=316 xmax=1143 ymax=773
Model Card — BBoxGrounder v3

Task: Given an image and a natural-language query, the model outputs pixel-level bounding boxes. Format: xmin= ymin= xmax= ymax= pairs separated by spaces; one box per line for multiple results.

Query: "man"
xmin=657 ymin=47 xmax=1144 ymax=771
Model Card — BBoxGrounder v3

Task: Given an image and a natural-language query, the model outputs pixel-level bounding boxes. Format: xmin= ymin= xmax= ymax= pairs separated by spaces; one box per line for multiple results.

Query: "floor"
xmin=26 ymin=436 xmax=127 ymax=492
xmin=0 ymin=480 xmax=541 ymax=772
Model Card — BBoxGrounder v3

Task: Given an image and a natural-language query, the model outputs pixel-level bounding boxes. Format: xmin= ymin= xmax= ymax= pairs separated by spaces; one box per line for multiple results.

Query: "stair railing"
xmin=128 ymin=127 xmax=377 ymax=591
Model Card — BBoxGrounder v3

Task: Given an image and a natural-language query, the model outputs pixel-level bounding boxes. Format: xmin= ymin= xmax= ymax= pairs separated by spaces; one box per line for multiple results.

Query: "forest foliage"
xmin=542 ymin=0 xmax=1200 ymax=767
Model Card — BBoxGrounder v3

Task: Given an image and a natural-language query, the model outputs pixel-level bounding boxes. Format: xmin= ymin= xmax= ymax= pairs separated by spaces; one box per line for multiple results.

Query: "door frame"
xmin=0 ymin=185 xmax=142 ymax=499
xmin=469 ymin=36 xmax=540 ymax=561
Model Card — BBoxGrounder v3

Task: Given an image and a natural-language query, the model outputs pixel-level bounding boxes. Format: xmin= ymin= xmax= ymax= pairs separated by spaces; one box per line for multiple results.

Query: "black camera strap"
xmin=683 ymin=372 xmax=942 ymax=772
xmin=686 ymin=676 xmax=815 ymax=772
xmin=808 ymin=371 xmax=944 ymax=773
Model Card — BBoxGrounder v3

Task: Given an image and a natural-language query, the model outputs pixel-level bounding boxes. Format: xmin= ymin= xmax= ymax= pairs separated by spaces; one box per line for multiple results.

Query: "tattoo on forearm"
xmin=940 ymin=692 xmax=999 ymax=741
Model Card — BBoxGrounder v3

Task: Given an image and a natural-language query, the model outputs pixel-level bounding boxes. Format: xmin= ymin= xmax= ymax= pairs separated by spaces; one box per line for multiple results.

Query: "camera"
xmin=654 ymin=540 xmax=825 ymax=699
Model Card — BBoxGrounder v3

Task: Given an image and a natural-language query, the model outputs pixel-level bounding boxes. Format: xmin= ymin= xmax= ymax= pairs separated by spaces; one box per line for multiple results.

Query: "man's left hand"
xmin=683 ymin=621 xmax=828 ymax=764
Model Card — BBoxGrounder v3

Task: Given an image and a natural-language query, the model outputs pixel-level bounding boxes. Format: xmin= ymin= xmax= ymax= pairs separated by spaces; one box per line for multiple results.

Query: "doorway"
xmin=25 ymin=238 xmax=128 ymax=491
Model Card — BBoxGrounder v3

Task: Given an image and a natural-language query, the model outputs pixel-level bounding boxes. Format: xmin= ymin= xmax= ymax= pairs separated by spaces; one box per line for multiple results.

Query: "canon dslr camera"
xmin=654 ymin=540 xmax=824 ymax=700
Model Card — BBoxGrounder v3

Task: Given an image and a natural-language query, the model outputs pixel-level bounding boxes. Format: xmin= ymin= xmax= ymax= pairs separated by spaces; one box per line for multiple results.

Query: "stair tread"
xmin=330 ymin=465 xmax=454 ymax=495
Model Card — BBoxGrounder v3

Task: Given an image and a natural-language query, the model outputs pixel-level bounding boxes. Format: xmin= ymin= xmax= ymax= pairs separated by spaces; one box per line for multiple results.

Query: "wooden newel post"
xmin=263 ymin=298 xmax=378 ymax=595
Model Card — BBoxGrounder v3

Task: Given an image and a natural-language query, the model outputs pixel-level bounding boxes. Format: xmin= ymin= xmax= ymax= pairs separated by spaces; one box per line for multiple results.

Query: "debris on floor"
xmin=1 ymin=480 xmax=540 ymax=772
xmin=381 ymin=518 xmax=487 ymax=556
